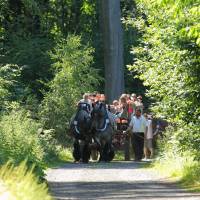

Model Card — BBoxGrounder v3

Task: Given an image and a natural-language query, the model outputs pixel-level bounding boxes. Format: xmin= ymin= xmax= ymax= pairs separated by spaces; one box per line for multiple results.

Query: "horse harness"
xmin=96 ymin=117 xmax=110 ymax=132
xmin=73 ymin=103 xmax=91 ymax=135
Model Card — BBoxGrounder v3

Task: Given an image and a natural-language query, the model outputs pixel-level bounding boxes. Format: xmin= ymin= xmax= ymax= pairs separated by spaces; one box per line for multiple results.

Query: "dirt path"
xmin=46 ymin=161 xmax=200 ymax=200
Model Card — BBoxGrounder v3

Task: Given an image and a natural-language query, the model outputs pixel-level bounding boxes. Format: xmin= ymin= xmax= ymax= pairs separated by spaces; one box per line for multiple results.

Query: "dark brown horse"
xmin=91 ymin=102 xmax=115 ymax=162
xmin=70 ymin=103 xmax=92 ymax=163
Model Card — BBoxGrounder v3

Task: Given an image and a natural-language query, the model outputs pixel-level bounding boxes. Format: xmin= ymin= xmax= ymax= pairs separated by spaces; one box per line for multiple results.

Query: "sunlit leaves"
xmin=128 ymin=0 xmax=200 ymax=157
xmin=0 ymin=64 xmax=21 ymax=110
xmin=41 ymin=35 xmax=100 ymax=141
xmin=81 ymin=0 xmax=95 ymax=15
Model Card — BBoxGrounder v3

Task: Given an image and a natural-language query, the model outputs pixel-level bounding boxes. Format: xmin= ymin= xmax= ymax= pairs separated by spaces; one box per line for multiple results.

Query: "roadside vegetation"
xmin=0 ymin=162 xmax=52 ymax=200
xmin=127 ymin=0 xmax=200 ymax=191
xmin=0 ymin=0 xmax=199 ymax=198
xmin=0 ymin=34 xmax=99 ymax=198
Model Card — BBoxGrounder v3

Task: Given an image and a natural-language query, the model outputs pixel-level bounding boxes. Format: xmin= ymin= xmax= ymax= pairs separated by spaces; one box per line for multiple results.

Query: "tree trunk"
xmin=101 ymin=0 xmax=124 ymax=104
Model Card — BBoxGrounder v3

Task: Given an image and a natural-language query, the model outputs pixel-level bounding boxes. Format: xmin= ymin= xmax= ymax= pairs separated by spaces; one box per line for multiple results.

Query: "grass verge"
xmin=0 ymin=162 xmax=52 ymax=200
xmin=47 ymin=147 xmax=74 ymax=168
xmin=153 ymin=152 xmax=200 ymax=192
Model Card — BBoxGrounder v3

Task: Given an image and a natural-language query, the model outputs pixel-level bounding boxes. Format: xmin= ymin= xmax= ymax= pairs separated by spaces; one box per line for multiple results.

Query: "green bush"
xmin=127 ymin=0 xmax=200 ymax=158
xmin=127 ymin=0 xmax=200 ymax=190
xmin=154 ymin=126 xmax=200 ymax=190
xmin=0 ymin=162 xmax=52 ymax=200
xmin=0 ymin=64 xmax=21 ymax=111
xmin=38 ymin=128 xmax=59 ymax=163
xmin=0 ymin=106 xmax=47 ymax=177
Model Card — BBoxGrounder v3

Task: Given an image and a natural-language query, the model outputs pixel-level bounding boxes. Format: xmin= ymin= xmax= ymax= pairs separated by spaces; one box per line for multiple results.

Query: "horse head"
xmin=92 ymin=101 xmax=107 ymax=118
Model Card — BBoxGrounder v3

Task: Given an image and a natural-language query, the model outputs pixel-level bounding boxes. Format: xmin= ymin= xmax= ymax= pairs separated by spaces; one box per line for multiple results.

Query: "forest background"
xmin=0 ymin=0 xmax=199 ymax=198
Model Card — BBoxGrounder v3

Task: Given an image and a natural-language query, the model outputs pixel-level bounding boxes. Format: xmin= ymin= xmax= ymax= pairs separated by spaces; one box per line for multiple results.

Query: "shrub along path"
xmin=46 ymin=161 xmax=200 ymax=200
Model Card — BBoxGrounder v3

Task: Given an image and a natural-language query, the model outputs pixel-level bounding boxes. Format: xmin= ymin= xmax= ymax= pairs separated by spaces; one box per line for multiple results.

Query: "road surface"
xmin=46 ymin=161 xmax=200 ymax=200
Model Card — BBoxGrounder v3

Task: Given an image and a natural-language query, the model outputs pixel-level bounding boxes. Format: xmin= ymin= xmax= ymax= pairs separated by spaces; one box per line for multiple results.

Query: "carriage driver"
xmin=78 ymin=93 xmax=93 ymax=114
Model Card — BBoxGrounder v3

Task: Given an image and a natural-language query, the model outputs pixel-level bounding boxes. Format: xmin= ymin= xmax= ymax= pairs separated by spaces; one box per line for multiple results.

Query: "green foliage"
xmin=40 ymin=35 xmax=100 ymax=142
xmin=1 ymin=35 xmax=54 ymax=99
xmin=154 ymin=126 xmax=200 ymax=190
xmin=0 ymin=64 xmax=21 ymax=110
xmin=58 ymin=147 xmax=74 ymax=162
xmin=121 ymin=0 xmax=149 ymax=99
xmin=0 ymin=107 xmax=44 ymax=174
xmin=128 ymin=0 xmax=200 ymax=158
xmin=0 ymin=105 xmax=60 ymax=178
xmin=176 ymin=122 xmax=200 ymax=159
xmin=127 ymin=0 xmax=200 ymax=189
xmin=0 ymin=162 xmax=52 ymax=200
xmin=180 ymin=163 xmax=200 ymax=191
xmin=0 ymin=0 xmax=53 ymax=99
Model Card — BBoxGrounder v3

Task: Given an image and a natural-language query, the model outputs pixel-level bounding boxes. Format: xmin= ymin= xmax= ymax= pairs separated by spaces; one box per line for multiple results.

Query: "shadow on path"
xmin=47 ymin=161 xmax=200 ymax=200
xmin=49 ymin=181 xmax=200 ymax=200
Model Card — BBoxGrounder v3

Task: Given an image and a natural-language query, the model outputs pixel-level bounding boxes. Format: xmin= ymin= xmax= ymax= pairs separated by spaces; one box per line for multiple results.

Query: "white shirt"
xmin=129 ymin=115 xmax=147 ymax=133
xmin=146 ymin=119 xmax=153 ymax=139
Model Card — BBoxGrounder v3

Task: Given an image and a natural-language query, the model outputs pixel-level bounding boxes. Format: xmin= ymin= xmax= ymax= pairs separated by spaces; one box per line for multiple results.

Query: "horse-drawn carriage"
xmin=89 ymin=118 xmax=131 ymax=161
xmin=70 ymin=101 xmax=168 ymax=163
xmin=112 ymin=116 xmax=168 ymax=161
xmin=112 ymin=118 xmax=130 ymax=160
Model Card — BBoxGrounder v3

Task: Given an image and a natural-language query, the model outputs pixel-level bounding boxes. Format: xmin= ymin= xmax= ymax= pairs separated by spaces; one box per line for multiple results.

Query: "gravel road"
xmin=46 ymin=161 xmax=200 ymax=200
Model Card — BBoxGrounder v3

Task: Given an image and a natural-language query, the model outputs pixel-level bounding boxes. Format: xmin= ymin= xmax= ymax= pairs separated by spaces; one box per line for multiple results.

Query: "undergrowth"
xmin=0 ymin=162 xmax=52 ymax=200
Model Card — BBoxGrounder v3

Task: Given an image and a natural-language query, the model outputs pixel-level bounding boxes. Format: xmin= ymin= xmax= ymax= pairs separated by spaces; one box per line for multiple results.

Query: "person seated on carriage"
xmin=88 ymin=92 xmax=99 ymax=108
xmin=131 ymin=93 xmax=137 ymax=103
xmin=89 ymin=93 xmax=95 ymax=105
xmin=135 ymin=95 xmax=144 ymax=114
xmin=113 ymin=94 xmax=129 ymax=129
xmin=99 ymin=94 xmax=106 ymax=103
xmin=94 ymin=92 xmax=101 ymax=103
xmin=110 ymin=100 xmax=122 ymax=115
xmin=78 ymin=93 xmax=93 ymax=114
xmin=118 ymin=94 xmax=132 ymax=121
xmin=127 ymin=94 xmax=137 ymax=120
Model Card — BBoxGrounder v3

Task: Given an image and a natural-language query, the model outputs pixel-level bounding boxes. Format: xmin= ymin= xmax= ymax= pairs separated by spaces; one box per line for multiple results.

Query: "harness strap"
xmin=74 ymin=121 xmax=80 ymax=134
xmin=96 ymin=119 xmax=110 ymax=132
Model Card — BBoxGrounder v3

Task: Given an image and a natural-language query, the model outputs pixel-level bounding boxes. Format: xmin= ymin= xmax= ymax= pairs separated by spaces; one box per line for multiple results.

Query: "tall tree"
xmin=101 ymin=0 xmax=124 ymax=103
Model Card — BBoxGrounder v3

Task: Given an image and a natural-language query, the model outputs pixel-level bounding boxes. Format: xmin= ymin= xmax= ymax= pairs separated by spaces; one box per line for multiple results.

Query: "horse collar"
xmin=96 ymin=117 xmax=110 ymax=132
xmin=74 ymin=120 xmax=80 ymax=134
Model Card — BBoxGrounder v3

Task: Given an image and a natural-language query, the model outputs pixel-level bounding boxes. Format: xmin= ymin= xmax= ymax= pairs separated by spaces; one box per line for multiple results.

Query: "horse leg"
xmin=101 ymin=140 xmax=110 ymax=162
xmin=82 ymin=143 xmax=91 ymax=163
xmin=107 ymin=143 xmax=115 ymax=162
xmin=102 ymin=142 xmax=115 ymax=162
xmin=102 ymin=143 xmax=109 ymax=162
xmin=93 ymin=136 xmax=102 ymax=162
xmin=73 ymin=140 xmax=81 ymax=162
xmin=98 ymin=144 xmax=104 ymax=162
xmin=79 ymin=140 xmax=85 ymax=162
xmin=98 ymin=144 xmax=103 ymax=162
